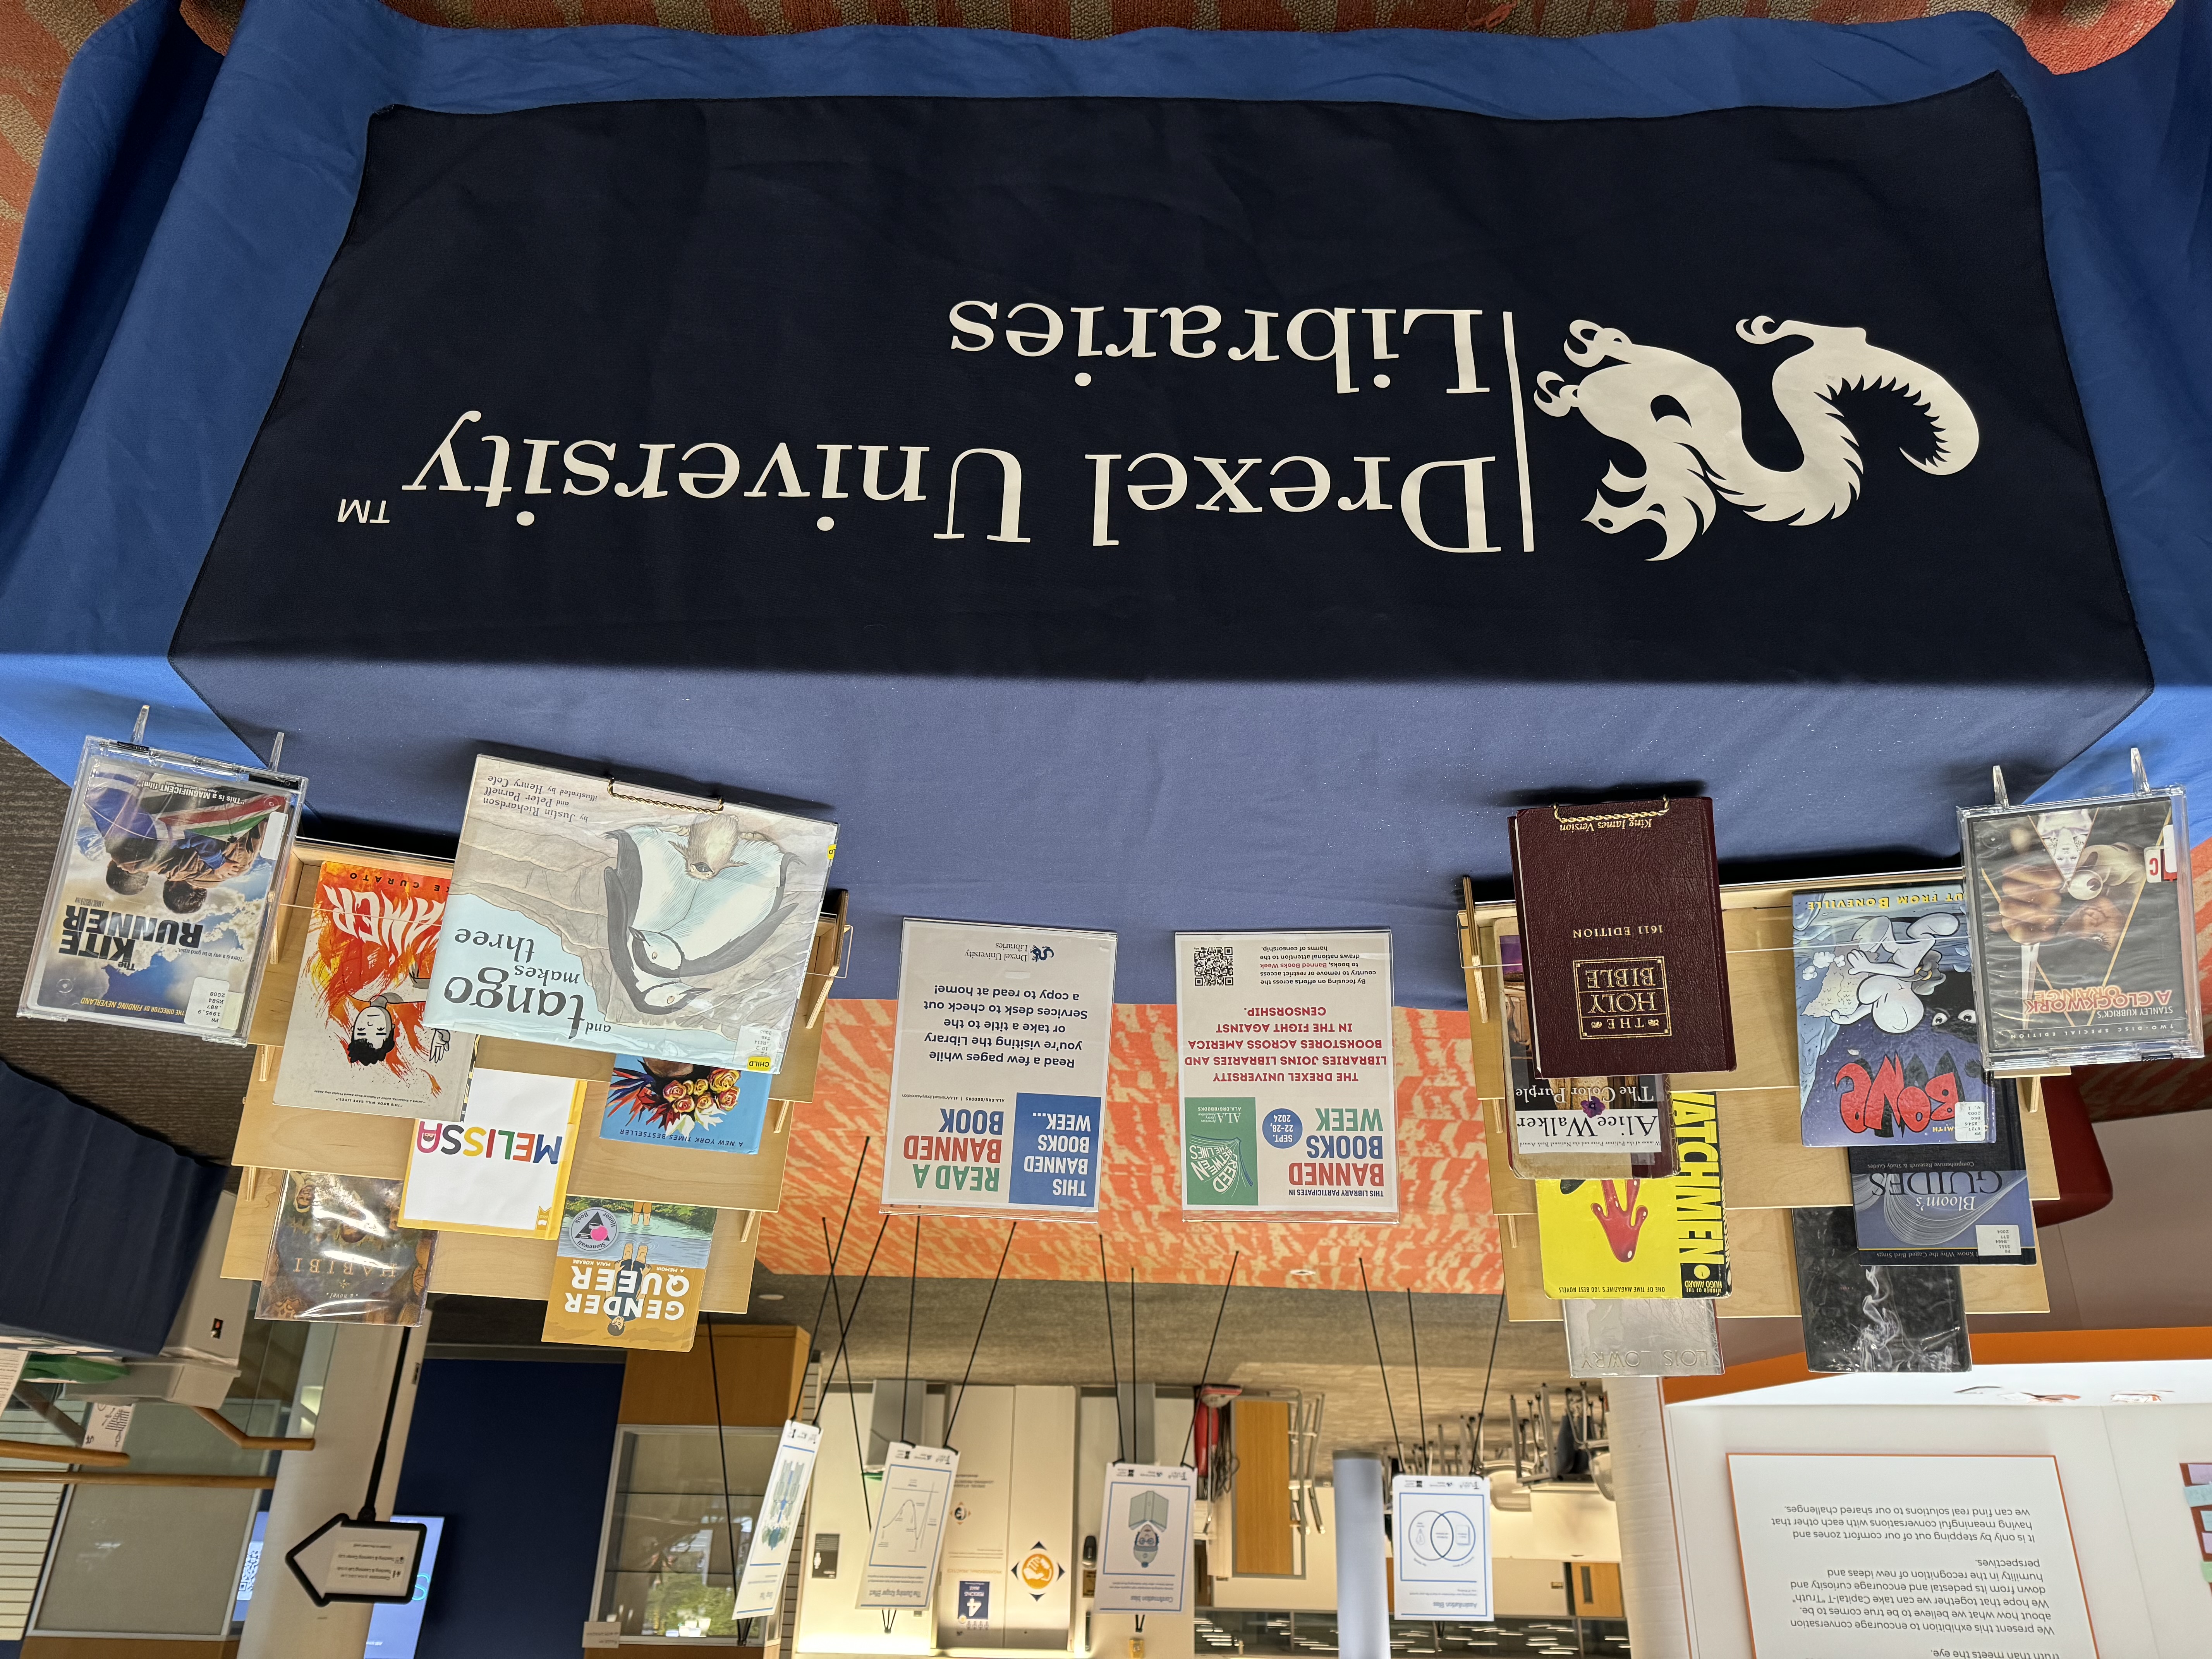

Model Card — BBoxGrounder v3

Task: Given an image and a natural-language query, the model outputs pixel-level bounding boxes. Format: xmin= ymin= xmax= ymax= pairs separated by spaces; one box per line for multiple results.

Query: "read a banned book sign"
xmin=1176 ymin=931 xmax=1398 ymax=1220
xmin=882 ymin=919 xmax=1116 ymax=1219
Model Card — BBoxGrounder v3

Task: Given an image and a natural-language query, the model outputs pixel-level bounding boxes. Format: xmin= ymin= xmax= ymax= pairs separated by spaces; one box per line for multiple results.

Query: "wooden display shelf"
xmin=220 ymin=1168 xmax=762 ymax=1313
xmin=247 ymin=838 xmax=847 ymax=1107
xmin=1497 ymin=1205 xmax=2049 ymax=1322
xmin=230 ymin=1045 xmax=797 ymax=1214
xmin=1459 ymin=871 xmax=2058 ymax=1324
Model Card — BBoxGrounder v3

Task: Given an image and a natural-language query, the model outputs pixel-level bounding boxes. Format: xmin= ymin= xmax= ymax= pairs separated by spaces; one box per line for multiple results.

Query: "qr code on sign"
xmin=1192 ymin=945 xmax=1235 ymax=988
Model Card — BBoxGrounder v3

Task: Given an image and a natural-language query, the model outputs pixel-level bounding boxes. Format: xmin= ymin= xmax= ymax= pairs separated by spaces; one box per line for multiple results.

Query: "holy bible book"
xmin=1508 ymin=796 xmax=1735 ymax=1078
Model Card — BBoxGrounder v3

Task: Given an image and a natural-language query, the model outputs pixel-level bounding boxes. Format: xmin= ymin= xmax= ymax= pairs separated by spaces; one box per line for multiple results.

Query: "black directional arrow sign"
xmin=285 ymin=1514 xmax=426 ymax=1607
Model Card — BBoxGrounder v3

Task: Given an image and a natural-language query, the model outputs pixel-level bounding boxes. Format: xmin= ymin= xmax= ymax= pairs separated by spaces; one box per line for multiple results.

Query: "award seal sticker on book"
xmin=427 ymin=757 xmax=836 ymax=1069
xmin=274 ymin=860 xmax=474 ymax=1119
xmin=1508 ymin=797 xmax=1734 ymax=1079
xmin=19 ymin=737 xmax=303 ymax=1042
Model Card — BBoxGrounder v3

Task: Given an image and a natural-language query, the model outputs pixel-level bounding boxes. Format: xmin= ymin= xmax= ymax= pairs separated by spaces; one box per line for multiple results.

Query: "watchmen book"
xmin=1509 ymin=797 xmax=1734 ymax=1078
xmin=1534 ymin=1089 xmax=1728 ymax=1300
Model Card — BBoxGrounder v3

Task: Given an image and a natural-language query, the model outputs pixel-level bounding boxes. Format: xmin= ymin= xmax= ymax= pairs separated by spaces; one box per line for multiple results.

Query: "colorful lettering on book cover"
xmin=305 ymin=864 xmax=458 ymax=1097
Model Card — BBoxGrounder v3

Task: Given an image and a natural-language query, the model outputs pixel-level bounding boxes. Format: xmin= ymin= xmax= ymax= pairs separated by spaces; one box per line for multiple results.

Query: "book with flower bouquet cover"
xmin=600 ymin=1054 xmax=770 ymax=1154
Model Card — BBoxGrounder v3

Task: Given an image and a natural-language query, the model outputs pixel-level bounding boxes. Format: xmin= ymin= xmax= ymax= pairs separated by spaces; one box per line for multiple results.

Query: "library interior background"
xmin=1 ymin=0 xmax=2211 ymax=1654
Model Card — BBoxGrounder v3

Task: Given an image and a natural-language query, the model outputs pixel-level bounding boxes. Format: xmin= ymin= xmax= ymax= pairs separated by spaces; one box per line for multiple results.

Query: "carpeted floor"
xmin=0 ymin=0 xmax=2176 ymax=313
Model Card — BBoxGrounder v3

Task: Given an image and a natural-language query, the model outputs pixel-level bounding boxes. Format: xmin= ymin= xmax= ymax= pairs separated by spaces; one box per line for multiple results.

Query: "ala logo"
xmin=1029 ymin=945 xmax=1054 ymax=963
xmin=1535 ymin=316 xmax=1979 ymax=561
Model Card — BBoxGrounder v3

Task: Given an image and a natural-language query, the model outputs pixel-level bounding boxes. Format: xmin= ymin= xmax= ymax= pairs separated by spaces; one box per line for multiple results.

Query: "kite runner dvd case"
xmin=19 ymin=736 xmax=303 ymax=1043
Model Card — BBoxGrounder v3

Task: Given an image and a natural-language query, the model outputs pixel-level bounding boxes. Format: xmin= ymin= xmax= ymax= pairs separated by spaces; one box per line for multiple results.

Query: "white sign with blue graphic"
xmin=1095 ymin=1463 xmax=1197 ymax=1616
xmin=883 ymin=919 xmax=1117 ymax=1219
xmin=857 ymin=1443 xmax=961 ymax=1609
xmin=732 ymin=1420 xmax=823 ymax=1617
xmin=1390 ymin=1475 xmax=1491 ymax=1619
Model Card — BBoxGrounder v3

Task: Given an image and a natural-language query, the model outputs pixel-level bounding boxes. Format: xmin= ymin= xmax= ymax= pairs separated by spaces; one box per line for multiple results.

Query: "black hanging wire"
xmin=812 ymin=1214 xmax=893 ymax=1425
xmin=357 ymin=1325 xmax=411 ymax=1522
xmin=806 ymin=1139 xmax=874 ymax=1350
xmin=901 ymin=1215 xmax=921 ymax=1445
xmin=1100 ymin=1235 xmax=1125 ymax=1463
xmin=1358 ymin=1256 xmax=1404 ymax=1472
xmin=1407 ymin=1288 xmax=1428 ymax=1474
xmin=1471 ymin=1283 xmax=1508 ymax=1474
xmin=1179 ymin=1250 xmax=1240 ymax=1468
xmin=705 ymin=1317 xmax=746 ymax=1628
xmin=1129 ymin=1265 xmax=1138 ymax=1435
xmin=945 ymin=1222 xmax=1018 ymax=1449
xmin=814 ymin=1213 xmax=894 ymax=1529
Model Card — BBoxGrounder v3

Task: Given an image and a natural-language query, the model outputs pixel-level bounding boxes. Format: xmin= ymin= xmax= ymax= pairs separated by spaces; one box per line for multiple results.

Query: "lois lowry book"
xmin=1508 ymin=797 xmax=1733 ymax=1078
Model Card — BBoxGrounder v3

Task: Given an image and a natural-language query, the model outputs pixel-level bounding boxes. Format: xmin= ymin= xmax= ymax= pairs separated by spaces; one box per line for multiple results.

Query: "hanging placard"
xmin=855 ymin=1442 xmax=960 ymax=1609
xmin=1094 ymin=1463 xmax=1196 ymax=1616
xmin=1390 ymin=1475 xmax=1492 ymax=1618
xmin=730 ymin=1419 xmax=822 ymax=1618
xmin=883 ymin=919 xmax=1115 ymax=1219
xmin=1176 ymin=931 xmax=1398 ymax=1220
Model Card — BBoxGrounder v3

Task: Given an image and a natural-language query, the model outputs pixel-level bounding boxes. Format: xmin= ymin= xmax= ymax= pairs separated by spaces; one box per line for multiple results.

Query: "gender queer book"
xmin=1850 ymin=1080 xmax=2037 ymax=1265
xmin=398 ymin=1067 xmax=583 ymax=1239
xmin=1508 ymin=797 xmax=1733 ymax=1078
xmin=1960 ymin=786 xmax=2203 ymax=1069
xmin=1793 ymin=882 xmax=1991 ymax=1147
xmin=273 ymin=859 xmax=473 ymax=1119
xmin=19 ymin=737 xmax=303 ymax=1042
xmin=601 ymin=1054 xmax=769 ymax=1155
xmin=541 ymin=1195 xmax=718 ymax=1352
xmin=1535 ymin=1090 xmax=1727 ymax=1300
xmin=1793 ymin=1204 xmax=1969 ymax=1374
xmin=427 ymin=756 xmax=835 ymax=1070
xmin=259 ymin=1171 xmax=433 ymax=1324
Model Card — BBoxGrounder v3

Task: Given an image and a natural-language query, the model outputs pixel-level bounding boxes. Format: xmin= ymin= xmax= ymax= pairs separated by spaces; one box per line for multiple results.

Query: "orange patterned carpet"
xmin=764 ymin=1003 xmax=1504 ymax=1292
xmin=0 ymin=0 xmax=2175 ymax=311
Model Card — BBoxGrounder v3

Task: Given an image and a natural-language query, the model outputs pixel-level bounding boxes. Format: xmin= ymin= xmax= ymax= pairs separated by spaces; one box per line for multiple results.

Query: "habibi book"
xmin=1793 ymin=883 xmax=1991 ymax=1147
xmin=19 ymin=737 xmax=304 ymax=1042
xmin=540 ymin=1195 xmax=718 ymax=1351
xmin=426 ymin=756 xmax=836 ymax=1070
xmin=273 ymin=860 xmax=474 ymax=1119
xmin=601 ymin=1054 xmax=769 ymax=1155
xmin=258 ymin=1171 xmax=433 ymax=1324
xmin=1534 ymin=1090 xmax=1727 ymax=1300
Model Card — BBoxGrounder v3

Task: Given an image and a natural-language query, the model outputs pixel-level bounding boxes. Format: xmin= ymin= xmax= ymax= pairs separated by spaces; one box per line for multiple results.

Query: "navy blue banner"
xmin=179 ymin=82 xmax=2140 ymax=693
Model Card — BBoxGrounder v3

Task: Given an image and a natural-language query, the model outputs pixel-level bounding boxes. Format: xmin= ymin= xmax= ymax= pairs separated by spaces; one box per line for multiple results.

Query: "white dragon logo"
xmin=1532 ymin=317 xmax=1980 ymax=560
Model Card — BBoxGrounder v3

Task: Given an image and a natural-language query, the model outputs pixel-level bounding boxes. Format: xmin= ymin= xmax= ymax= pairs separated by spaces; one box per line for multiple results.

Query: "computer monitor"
xmin=232 ymin=1511 xmax=444 ymax=1659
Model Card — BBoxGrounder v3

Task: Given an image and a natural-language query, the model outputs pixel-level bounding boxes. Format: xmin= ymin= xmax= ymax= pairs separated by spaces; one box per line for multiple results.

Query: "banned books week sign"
xmin=1176 ymin=931 xmax=1398 ymax=1221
